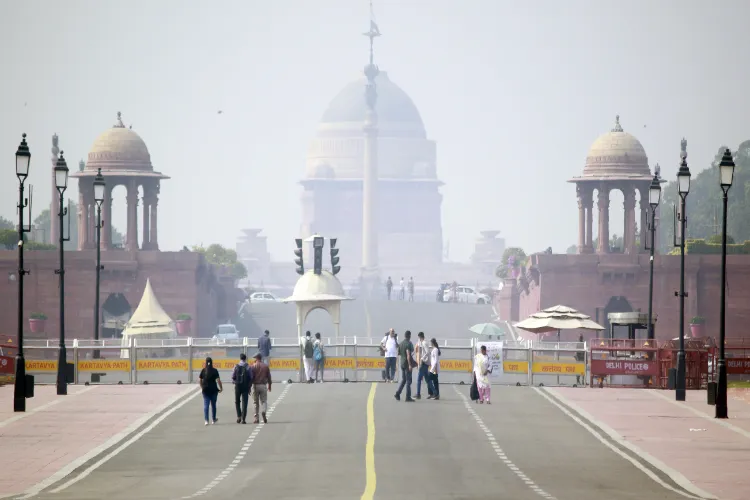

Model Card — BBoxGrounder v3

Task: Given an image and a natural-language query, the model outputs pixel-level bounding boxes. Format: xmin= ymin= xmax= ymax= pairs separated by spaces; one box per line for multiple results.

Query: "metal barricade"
xmin=591 ymin=339 xmax=659 ymax=388
xmin=529 ymin=342 xmax=587 ymax=387
xmin=76 ymin=339 xmax=133 ymax=385
xmin=133 ymin=338 xmax=191 ymax=384
xmin=24 ymin=339 xmax=75 ymax=385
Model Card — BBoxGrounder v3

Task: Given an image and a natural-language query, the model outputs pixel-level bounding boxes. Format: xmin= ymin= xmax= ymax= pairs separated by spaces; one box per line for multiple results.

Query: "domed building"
xmin=300 ymin=70 xmax=444 ymax=273
xmin=568 ymin=116 xmax=655 ymax=255
xmin=71 ymin=112 xmax=169 ymax=251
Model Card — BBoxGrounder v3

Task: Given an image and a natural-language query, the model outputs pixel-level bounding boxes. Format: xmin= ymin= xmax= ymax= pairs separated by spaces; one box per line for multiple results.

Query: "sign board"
xmin=78 ymin=360 xmax=131 ymax=372
xmin=532 ymin=361 xmax=585 ymax=375
xmin=590 ymin=359 xmax=658 ymax=376
xmin=502 ymin=361 xmax=529 ymax=374
xmin=0 ymin=356 xmax=14 ymax=375
xmin=26 ymin=360 xmax=58 ymax=372
xmin=727 ymin=358 xmax=750 ymax=375
xmin=483 ymin=342 xmax=503 ymax=379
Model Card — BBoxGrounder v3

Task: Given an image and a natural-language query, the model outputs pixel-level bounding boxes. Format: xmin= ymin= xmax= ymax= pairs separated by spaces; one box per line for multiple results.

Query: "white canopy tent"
xmin=514 ymin=305 xmax=605 ymax=340
xmin=120 ymin=279 xmax=177 ymax=358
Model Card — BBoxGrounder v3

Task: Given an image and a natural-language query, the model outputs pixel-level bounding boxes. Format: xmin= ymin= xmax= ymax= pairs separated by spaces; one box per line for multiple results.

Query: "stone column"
xmin=639 ymin=186 xmax=648 ymax=253
xmin=149 ymin=182 xmax=159 ymax=251
xmin=141 ymin=183 xmax=150 ymax=250
xmin=623 ymin=186 xmax=636 ymax=254
xmin=576 ymin=185 xmax=586 ymax=253
xmin=77 ymin=188 xmax=86 ymax=251
xmin=102 ymin=184 xmax=112 ymax=250
xmin=597 ymin=186 xmax=610 ymax=254
xmin=585 ymin=191 xmax=594 ymax=252
xmin=125 ymin=179 xmax=138 ymax=251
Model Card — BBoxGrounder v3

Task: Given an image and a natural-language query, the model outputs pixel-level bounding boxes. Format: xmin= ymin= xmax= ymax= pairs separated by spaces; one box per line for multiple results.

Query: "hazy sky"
xmin=2 ymin=0 xmax=748 ymax=262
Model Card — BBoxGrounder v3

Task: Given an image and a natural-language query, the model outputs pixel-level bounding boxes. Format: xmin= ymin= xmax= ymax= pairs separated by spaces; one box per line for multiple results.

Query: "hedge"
xmin=685 ymin=239 xmax=750 ymax=254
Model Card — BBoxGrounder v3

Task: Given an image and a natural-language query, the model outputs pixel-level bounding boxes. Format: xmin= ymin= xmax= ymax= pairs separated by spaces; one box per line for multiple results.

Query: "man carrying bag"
xmin=232 ymin=353 xmax=253 ymax=424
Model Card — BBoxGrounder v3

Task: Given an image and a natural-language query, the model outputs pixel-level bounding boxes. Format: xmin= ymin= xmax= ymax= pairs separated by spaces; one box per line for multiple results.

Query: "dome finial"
xmin=680 ymin=137 xmax=687 ymax=160
xmin=363 ymin=0 xmax=381 ymax=111
xmin=611 ymin=115 xmax=623 ymax=132
xmin=115 ymin=111 xmax=125 ymax=128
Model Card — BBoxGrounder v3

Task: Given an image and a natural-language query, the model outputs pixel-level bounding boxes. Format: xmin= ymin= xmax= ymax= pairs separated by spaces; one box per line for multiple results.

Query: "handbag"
xmin=470 ymin=373 xmax=480 ymax=401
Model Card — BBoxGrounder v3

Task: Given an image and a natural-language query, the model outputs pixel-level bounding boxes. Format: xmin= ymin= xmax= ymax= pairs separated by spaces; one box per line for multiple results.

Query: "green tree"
xmin=0 ymin=217 xmax=12 ymax=230
xmin=0 ymin=229 xmax=55 ymax=250
xmin=495 ymin=247 xmax=527 ymax=279
xmin=192 ymin=243 xmax=248 ymax=280
xmin=33 ymin=204 xmax=124 ymax=249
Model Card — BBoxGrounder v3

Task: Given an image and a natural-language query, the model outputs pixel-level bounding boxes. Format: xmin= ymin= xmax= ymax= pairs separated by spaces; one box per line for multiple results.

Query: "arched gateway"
xmin=283 ymin=270 xmax=352 ymax=337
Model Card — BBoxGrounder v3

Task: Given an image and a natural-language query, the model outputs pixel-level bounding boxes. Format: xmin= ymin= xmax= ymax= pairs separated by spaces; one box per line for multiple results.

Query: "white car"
xmin=213 ymin=324 xmax=240 ymax=342
xmin=443 ymin=286 xmax=491 ymax=305
xmin=249 ymin=292 xmax=282 ymax=302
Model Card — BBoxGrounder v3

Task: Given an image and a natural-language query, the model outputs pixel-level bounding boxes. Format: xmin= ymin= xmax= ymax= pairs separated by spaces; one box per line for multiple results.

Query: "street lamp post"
xmin=646 ymin=173 xmax=662 ymax=340
xmin=54 ymin=152 xmax=70 ymax=396
xmin=93 ymin=169 xmax=105 ymax=359
xmin=675 ymin=140 xmax=691 ymax=402
xmin=716 ymin=148 xmax=735 ymax=419
xmin=13 ymin=134 xmax=32 ymax=412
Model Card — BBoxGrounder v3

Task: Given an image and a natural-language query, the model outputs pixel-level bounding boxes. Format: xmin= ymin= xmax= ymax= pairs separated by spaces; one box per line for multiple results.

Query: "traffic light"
xmin=330 ymin=237 xmax=340 ymax=276
xmin=313 ymin=236 xmax=324 ymax=275
xmin=294 ymin=238 xmax=304 ymax=275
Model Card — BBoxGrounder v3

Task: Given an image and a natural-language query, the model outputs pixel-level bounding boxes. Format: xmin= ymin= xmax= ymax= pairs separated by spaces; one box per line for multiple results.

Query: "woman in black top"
xmin=199 ymin=356 xmax=223 ymax=425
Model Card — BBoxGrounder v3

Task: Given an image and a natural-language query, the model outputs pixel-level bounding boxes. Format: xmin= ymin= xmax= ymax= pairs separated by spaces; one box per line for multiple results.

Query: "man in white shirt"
xmin=301 ymin=331 xmax=314 ymax=383
xmin=381 ymin=329 xmax=398 ymax=382
xmin=415 ymin=332 xmax=432 ymax=399
xmin=399 ymin=278 xmax=405 ymax=300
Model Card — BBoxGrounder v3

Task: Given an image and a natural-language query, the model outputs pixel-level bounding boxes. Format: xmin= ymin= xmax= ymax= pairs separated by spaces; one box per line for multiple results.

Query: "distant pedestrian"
xmin=394 ymin=330 xmax=416 ymax=402
xmin=386 ymin=277 xmax=393 ymax=300
xmin=199 ymin=356 xmax=223 ymax=425
xmin=415 ymin=332 xmax=431 ymax=399
xmin=251 ymin=352 xmax=272 ymax=424
xmin=576 ymin=333 xmax=585 ymax=385
xmin=381 ymin=329 xmax=398 ymax=382
xmin=399 ymin=278 xmax=405 ymax=300
xmin=408 ymin=277 xmax=415 ymax=302
xmin=313 ymin=332 xmax=325 ymax=383
xmin=232 ymin=353 xmax=252 ymax=424
xmin=303 ymin=331 xmax=314 ymax=383
xmin=474 ymin=345 xmax=491 ymax=404
xmin=258 ymin=330 xmax=272 ymax=365
xmin=428 ymin=338 xmax=440 ymax=400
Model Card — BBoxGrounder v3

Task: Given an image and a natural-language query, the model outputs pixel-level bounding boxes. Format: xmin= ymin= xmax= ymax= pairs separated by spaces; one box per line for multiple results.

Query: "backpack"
xmin=236 ymin=364 xmax=249 ymax=387
xmin=313 ymin=344 xmax=323 ymax=361
xmin=304 ymin=338 xmax=314 ymax=358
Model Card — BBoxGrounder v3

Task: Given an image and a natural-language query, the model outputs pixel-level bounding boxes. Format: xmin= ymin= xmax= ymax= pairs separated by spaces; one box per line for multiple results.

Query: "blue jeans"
xmin=385 ymin=357 xmax=397 ymax=381
xmin=428 ymin=372 xmax=439 ymax=397
xmin=203 ymin=392 xmax=217 ymax=422
xmin=396 ymin=367 xmax=412 ymax=399
xmin=416 ymin=362 xmax=430 ymax=397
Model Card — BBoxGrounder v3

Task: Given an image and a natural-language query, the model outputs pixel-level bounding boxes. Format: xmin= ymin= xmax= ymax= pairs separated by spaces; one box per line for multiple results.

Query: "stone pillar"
xmin=125 ymin=179 xmax=138 ymax=251
xmin=77 ymin=188 xmax=86 ymax=251
xmin=597 ymin=186 xmax=610 ymax=254
xmin=639 ymin=186 xmax=648 ymax=253
xmin=102 ymin=184 xmax=112 ymax=250
xmin=149 ymin=183 xmax=159 ymax=251
xmin=623 ymin=186 xmax=636 ymax=254
xmin=142 ymin=193 xmax=150 ymax=250
xmin=585 ymin=191 xmax=594 ymax=252
xmin=577 ymin=185 xmax=586 ymax=254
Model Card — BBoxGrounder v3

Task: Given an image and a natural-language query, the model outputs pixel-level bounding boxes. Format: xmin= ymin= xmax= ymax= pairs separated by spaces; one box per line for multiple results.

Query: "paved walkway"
xmin=0 ymin=384 xmax=194 ymax=498
xmin=3 ymin=383 xmax=710 ymax=500
xmin=546 ymin=387 xmax=750 ymax=500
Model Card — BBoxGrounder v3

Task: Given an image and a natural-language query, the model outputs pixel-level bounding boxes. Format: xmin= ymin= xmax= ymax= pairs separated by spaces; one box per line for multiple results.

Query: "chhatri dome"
xmin=85 ymin=112 xmax=155 ymax=173
xmin=581 ymin=115 xmax=650 ymax=179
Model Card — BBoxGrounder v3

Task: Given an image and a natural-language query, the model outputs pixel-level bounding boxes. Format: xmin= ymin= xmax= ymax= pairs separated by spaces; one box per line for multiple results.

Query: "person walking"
xmin=313 ymin=332 xmax=325 ymax=383
xmin=258 ymin=330 xmax=272 ymax=365
xmin=386 ymin=277 xmax=393 ymax=300
xmin=474 ymin=345 xmax=492 ymax=404
xmin=408 ymin=277 xmax=415 ymax=302
xmin=415 ymin=332 xmax=431 ymax=399
xmin=427 ymin=338 xmax=441 ymax=400
xmin=231 ymin=353 xmax=252 ymax=424
xmin=381 ymin=329 xmax=398 ymax=382
xmin=576 ymin=333 xmax=585 ymax=385
xmin=394 ymin=330 xmax=416 ymax=402
xmin=302 ymin=331 xmax=315 ymax=383
xmin=251 ymin=352 xmax=272 ymax=423
xmin=199 ymin=356 xmax=223 ymax=425
xmin=399 ymin=278 xmax=405 ymax=300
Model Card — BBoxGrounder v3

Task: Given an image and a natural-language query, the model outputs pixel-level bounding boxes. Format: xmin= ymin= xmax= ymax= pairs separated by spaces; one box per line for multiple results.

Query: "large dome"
xmin=86 ymin=112 xmax=153 ymax=172
xmin=320 ymin=71 xmax=424 ymax=129
xmin=582 ymin=116 xmax=650 ymax=178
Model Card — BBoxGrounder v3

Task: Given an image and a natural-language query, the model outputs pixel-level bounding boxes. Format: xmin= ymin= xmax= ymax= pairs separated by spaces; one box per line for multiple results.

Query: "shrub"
xmin=690 ymin=316 xmax=706 ymax=325
xmin=30 ymin=312 xmax=47 ymax=320
xmin=176 ymin=313 xmax=192 ymax=321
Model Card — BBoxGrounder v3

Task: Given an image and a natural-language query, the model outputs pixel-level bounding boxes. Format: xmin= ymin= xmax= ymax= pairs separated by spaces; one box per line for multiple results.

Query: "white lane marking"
xmin=453 ymin=387 xmax=558 ymax=500
xmin=537 ymin=388 xmax=715 ymax=500
xmin=181 ymin=385 xmax=291 ymax=499
xmin=0 ymin=386 xmax=99 ymax=430
xmin=649 ymin=390 xmax=750 ymax=440
xmin=8 ymin=385 xmax=197 ymax=499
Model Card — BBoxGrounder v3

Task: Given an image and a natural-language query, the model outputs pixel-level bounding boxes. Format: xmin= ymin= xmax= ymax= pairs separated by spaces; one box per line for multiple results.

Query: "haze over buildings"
xmin=2 ymin=0 xmax=749 ymax=263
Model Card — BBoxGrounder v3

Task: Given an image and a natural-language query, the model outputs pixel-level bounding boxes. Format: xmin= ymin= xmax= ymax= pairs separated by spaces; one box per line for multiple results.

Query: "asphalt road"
xmin=26 ymin=384 xmax=701 ymax=500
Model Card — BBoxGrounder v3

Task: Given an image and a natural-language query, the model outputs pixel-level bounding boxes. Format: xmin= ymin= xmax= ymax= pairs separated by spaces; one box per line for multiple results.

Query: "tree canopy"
xmin=31 ymin=204 xmax=124 ymax=250
xmin=495 ymin=247 xmax=527 ymax=278
xmin=191 ymin=243 xmax=248 ymax=280
xmin=658 ymin=140 xmax=750 ymax=252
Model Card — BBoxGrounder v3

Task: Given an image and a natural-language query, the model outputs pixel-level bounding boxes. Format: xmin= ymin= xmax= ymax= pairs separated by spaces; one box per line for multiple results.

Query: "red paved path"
xmin=0 ymin=384 xmax=194 ymax=497
xmin=547 ymin=387 xmax=750 ymax=500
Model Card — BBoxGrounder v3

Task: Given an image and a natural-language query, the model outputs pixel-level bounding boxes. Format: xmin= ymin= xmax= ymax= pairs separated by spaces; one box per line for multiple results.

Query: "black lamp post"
xmin=93 ymin=169 xmax=105 ymax=358
xmin=716 ymin=148 xmax=735 ymax=419
xmin=675 ymin=139 xmax=691 ymax=402
xmin=646 ymin=172 xmax=662 ymax=340
xmin=54 ymin=151 xmax=70 ymax=396
xmin=13 ymin=134 xmax=32 ymax=412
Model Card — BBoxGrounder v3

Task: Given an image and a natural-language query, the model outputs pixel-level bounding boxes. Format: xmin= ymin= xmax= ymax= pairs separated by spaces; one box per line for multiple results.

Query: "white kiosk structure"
xmin=283 ymin=269 xmax=352 ymax=337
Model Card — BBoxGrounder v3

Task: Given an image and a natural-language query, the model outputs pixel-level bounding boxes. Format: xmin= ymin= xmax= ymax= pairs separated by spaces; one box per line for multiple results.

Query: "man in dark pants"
xmin=415 ymin=332 xmax=432 ymax=399
xmin=232 ymin=353 xmax=252 ymax=424
xmin=394 ymin=330 xmax=415 ymax=402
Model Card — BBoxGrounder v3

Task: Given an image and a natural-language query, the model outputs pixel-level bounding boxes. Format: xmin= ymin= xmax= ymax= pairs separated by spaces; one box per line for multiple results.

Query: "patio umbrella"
xmin=469 ymin=323 xmax=506 ymax=337
xmin=514 ymin=305 xmax=604 ymax=336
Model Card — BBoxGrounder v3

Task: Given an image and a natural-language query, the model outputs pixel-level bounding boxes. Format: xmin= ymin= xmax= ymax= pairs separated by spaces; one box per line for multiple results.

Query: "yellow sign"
xmin=136 ymin=359 xmax=189 ymax=371
xmin=324 ymin=357 xmax=356 ymax=369
xmin=531 ymin=361 xmax=585 ymax=375
xmin=78 ymin=359 xmax=131 ymax=372
xmin=503 ymin=361 xmax=529 ymax=374
xmin=269 ymin=358 xmax=300 ymax=371
xmin=440 ymin=359 xmax=472 ymax=372
xmin=26 ymin=360 xmax=58 ymax=372
xmin=357 ymin=357 xmax=386 ymax=370
xmin=191 ymin=358 xmax=237 ymax=371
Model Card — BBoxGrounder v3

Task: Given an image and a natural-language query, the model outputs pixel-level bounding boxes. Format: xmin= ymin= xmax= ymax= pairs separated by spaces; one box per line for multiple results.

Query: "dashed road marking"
xmin=454 ymin=387 xmax=558 ymax=500
xmin=181 ymin=384 xmax=291 ymax=499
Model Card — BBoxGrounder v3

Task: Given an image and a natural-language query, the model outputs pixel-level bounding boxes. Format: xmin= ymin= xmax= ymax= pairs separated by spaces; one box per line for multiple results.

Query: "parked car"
xmin=249 ymin=292 xmax=282 ymax=302
xmin=213 ymin=324 xmax=240 ymax=342
xmin=443 ymin=285 xmax=491 ymax=304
